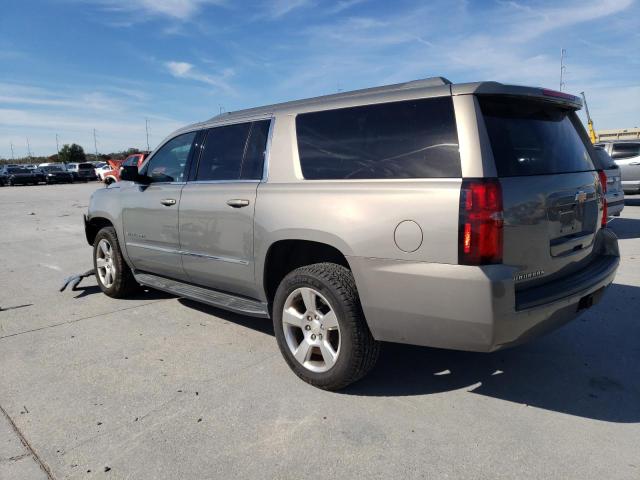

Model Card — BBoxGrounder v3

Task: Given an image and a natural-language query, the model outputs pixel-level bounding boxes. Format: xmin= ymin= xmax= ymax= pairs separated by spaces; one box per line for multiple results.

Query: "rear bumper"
xmin=349 ymin=229 xmax=619 ymax=352
xmin=607 ymin=198 xmax=624 ymax=216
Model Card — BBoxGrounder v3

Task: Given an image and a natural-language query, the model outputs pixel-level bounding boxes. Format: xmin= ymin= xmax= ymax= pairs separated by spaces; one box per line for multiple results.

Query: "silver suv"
xmin=595 ymin=140 xmax=640 ymax=194
xmin=84 ymin=77 xmax=619 ymax=390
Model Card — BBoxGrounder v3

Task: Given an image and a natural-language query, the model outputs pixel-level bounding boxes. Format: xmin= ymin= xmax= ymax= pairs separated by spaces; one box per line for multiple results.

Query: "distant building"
xmin=596 ymin=128 xmax=640 ymax=141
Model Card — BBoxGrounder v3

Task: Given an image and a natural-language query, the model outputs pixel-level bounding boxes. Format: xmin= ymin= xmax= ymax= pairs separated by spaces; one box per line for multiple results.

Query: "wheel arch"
xmin=84 ymin=215 xmax=115 ymax=246
xmin=261 ymin=238 xmax=353 ymax=307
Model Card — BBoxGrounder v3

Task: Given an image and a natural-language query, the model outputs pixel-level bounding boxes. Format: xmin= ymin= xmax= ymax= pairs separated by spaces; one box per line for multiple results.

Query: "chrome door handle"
xmin=160 ymin=198 xmax=177 ymax=206
xmin=226 ymin=199 xmax=250 ymax=208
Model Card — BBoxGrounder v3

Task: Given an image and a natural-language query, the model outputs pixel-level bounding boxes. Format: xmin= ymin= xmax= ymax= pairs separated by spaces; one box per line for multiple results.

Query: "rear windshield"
xmin=479 ymin=96 xmax=595 ymax=177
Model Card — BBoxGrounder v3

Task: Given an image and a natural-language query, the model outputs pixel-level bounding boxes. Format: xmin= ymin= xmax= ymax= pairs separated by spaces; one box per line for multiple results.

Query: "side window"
xmin=142 ymin=132 xmax=196 ymax=183
xmin=196 ymin=123 xmax=252 ymax=181
xmin=240 ymin=120 xmax=270 ymax=180
xmin=123 ymin=156 xmax=136 ymax=167
xmin=611 ymin=143 xmax=640 ymax=160
xmin=296 ymin=97 xmax=461 ymax=180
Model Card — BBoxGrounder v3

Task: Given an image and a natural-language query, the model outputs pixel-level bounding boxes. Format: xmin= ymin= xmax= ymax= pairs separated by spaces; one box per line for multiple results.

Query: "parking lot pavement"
xmin=0 ymin=183 xmax=639 ymax=480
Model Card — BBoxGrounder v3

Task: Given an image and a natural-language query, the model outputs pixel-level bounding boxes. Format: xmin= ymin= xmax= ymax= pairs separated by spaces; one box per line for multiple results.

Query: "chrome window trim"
xmin=187 ymin=180 xmax=260 ymax=185
xmin=126 ymin=242 xmax=249 ymax=265
xmin=127 ymin=181 xmax=186 ymax=186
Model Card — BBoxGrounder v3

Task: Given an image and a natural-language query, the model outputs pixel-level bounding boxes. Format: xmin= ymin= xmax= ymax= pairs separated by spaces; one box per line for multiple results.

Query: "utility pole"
xmin=145 ymin=118 xmax=150 ymax=151
xmin=55 ymin=134 xmax=60 ymax=156
xmin=560 ymin=48 xmax=567 ymax=92
xmin=93 ymin=128 xmax=98 ymax=158
xmin=26 ymin=138 xmax=32 ymax=159
xmin=10 ymin=142 xmax=15 ymax=160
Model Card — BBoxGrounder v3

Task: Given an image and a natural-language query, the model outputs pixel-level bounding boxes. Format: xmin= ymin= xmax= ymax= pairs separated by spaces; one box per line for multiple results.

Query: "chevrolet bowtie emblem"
xmin=575 ymin=191 xmax=587 ymax=203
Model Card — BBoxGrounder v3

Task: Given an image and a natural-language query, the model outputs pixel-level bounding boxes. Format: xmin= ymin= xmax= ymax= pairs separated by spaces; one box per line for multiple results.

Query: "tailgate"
xmin=479 ymin=95 xmax=604 ymax=289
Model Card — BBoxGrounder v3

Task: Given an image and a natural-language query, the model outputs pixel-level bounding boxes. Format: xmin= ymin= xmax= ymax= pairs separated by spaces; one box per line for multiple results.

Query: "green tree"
xmin=58 ymin=143 xmax=86 ymax=163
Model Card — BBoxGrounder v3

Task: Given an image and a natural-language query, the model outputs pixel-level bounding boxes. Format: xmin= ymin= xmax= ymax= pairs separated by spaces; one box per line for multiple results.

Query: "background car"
xmin=39 ymin=165 xmax=74 ymax=184
xmin=593 ymin=147 xmax=624 ymax=217
xmin=94 ymin=162 xmax=113 ymax=181
xmin=66 ymin=162 xmax=98 ymax=182
xmin=595 ymin=140 xmax=640 ymax=193
xmin=1 ymin=166 xmax=46 ymax=186
xmin=103 ymin=153 xmax=149 ymax=185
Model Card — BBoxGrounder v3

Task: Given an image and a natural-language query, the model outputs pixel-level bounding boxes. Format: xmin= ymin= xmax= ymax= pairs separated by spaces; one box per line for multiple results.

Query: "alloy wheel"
xmin=96 ymin=239 xmax=116 ymax=288
xmin=282 ymin=287 xmax=341 ymax=373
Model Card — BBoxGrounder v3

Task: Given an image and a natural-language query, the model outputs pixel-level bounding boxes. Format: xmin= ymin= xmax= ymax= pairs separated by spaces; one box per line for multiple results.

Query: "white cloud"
xmin=326 ymin=0 xmax=367 ymax=14
xmin=0 ymin=82 xmax=184 ymax=158
xmin=165 ymin=61 xmax=235 ymax=93
xmin=501 ymin=0 xmax=635 ymax=42
xmin=166 ymin=61 xmax=194 ymax=77
xmin=83 ymin=0 xmax=226 ymax=21
xmin=264 ymin=0 xmax=313 ymax=18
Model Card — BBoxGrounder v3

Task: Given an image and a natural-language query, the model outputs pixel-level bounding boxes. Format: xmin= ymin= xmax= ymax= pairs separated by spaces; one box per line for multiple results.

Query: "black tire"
xmin=273 ymin=262 xmax=380 ymax=390
xmin=92 ymin=226 xmax=139 ymax=298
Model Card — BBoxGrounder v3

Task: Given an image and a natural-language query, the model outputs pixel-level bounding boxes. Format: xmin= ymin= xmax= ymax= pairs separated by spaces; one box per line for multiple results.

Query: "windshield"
xmin=479 ymin=96 xmax=596 ymax=177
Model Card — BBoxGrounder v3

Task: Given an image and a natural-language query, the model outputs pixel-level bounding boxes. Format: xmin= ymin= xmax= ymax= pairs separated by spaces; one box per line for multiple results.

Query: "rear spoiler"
xmin=452 ymin=82 xmax=583 ymax=110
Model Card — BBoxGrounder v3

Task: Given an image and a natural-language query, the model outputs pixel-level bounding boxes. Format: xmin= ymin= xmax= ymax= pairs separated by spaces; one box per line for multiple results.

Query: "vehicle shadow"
xmin=608 ymin=217 xmax=640 ymax=239
xmin=178 ymin=298 xmax=275 ymax=336
xmin=70 ymin=283 xmax=173 ymax=301
xmin=172 ymin=285 xmax=639 ymax=423
xmin=343 ymin=283 xmax=640 ymax=423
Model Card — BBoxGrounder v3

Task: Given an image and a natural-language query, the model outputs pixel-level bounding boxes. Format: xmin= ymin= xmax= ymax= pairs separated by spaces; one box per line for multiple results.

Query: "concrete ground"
xmin=0 ymin=182 xmax=639 ymax=480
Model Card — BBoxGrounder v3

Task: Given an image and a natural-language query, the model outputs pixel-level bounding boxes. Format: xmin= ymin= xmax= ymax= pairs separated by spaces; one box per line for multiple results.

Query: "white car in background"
xmin=94 ymin=162 xmax=111 ymax=180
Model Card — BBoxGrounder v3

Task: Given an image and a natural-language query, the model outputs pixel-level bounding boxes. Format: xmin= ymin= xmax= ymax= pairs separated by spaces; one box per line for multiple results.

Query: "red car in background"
xmin=103 ymin=153 xmax=149 ymax=185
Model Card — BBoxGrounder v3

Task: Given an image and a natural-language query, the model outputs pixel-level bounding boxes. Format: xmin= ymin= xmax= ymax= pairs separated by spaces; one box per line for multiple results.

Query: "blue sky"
xmin=1 ymin=0 xmax=638 ymax=158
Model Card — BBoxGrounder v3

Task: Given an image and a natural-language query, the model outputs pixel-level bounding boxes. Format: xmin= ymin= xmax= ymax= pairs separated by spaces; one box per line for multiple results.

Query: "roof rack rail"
xmin=206 ymin=76 xmax=453 ymax=121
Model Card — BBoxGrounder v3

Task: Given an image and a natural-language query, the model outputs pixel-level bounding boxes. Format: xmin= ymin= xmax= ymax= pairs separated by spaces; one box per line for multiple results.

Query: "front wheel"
xmin=93 ymin=227 xmax=139 ymax=298
xmin=273 ymin=263 xmax=380 ymax=390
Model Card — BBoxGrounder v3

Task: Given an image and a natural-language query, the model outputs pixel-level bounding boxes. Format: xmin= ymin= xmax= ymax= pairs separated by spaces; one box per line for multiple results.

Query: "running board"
xmin=133 ymin=272 xmax=270 ymax=318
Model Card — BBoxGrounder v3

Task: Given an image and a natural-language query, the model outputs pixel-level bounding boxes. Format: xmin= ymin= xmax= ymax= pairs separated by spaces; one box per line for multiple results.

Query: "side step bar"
xmin=133 ymin=272 xmax=270 ymax=318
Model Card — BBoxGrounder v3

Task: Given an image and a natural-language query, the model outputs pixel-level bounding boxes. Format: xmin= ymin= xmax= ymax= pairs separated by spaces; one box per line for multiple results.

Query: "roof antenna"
xmin=560 ymin=48 xmax=567 ymax=92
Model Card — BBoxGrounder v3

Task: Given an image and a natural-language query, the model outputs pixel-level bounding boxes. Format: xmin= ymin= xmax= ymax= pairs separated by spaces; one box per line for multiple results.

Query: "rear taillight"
xmin=598 ymin=170 xmax=607 ymax=227
xmin=458 ymin=178 xmax=503 ymax=265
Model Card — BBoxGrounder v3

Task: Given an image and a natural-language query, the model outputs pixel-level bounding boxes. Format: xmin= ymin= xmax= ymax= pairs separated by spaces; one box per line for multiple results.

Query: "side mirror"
xmin=120 ymin=165 xmax=150 ymax=184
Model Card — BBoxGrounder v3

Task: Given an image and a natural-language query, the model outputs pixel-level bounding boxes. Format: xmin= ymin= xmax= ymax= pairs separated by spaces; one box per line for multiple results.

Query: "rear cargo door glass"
xmin=479 ymin=96 xmax=595 ymax=177
xmin=296 ymin=97 xmax=460 ymax=179
xmin=611 ymin=143 xmax=640 ymax=160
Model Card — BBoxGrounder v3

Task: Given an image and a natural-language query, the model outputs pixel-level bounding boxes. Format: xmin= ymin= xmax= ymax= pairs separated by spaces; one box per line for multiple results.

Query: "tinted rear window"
xmin=611 ymin=143 xmax=640 ymax=160
xmin=296 ymin=97 xmax=461 ymax=179
xmin=480 ymin=96 xmax=595 ymax=177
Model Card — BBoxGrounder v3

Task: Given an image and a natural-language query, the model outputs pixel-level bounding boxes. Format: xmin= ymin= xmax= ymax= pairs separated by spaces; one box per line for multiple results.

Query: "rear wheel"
xmin=273 ymin=263 xmax=379 ymax=390
xmin=93 ymin=227 xmax=139 ymax=298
